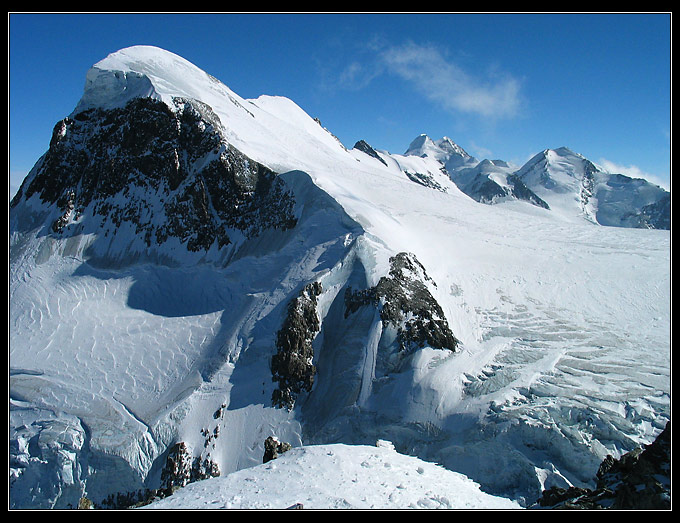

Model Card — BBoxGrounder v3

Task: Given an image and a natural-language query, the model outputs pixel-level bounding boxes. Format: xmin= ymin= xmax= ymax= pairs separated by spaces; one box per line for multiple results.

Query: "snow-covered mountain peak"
xmin=404 ymin=134 xmax=471 ymax=160
xmin=436 ymin=136 xmax=473 ymax=159
xmin=545 ymin=146 xmax=589 ymax=170
xmin=512 ymin=145 xmax=669 ymax=227
xmin=404 ymin=133 xmax=436 ymax=156
xmin=517 ymin=146 xmax=593 ymax=186
xmin=403 ymin=134 xmax=477 ymax=175
xmin=550 ymin=145 xmax=578 ymax=156
xmin=74 ymin=45 xmax=235 ymax=114
xmin=9 ymin=45 xmax=670 ymax=510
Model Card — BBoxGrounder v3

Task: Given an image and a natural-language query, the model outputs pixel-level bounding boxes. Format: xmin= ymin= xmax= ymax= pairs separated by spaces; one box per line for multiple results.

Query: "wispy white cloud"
xmin=598 ymin=158 xmax=669 ymax=190
xmin=337 ymin=61 xmax=382 ymax=91
xmin=467 ymin=140 xmax=493 ymax=160
xmin=376 ymin=41 xmax=522 ymax=119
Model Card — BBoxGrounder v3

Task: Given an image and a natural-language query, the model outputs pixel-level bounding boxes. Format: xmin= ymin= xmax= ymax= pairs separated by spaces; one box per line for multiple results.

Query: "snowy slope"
xmin=9 ymin=45 xmax=670 ymax=509
xmin=141 ymin=440 xmax=522 ymax=510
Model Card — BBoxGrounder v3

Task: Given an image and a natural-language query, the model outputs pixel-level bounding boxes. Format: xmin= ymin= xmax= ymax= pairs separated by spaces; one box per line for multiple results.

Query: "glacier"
xmin=9 ymin=45 xmax=670 ymax=509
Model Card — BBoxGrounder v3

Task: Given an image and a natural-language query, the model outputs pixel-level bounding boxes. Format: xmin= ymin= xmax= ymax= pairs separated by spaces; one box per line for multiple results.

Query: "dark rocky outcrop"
xmin=578 ymin=159 xmax=598 ymax=212
xmin=271 ymin=282 xmax=323 ymax=409
xmin=403 ymin=169 xmax=448 ymax=192
xmin=353 ymin=139 xmax=387 ymax=167
xmin=469 ymin=176 xmax=508 ymax=204
xmin=13 ymin=96 xmax=297 ymax=255
xmin=77 ymin=497 xmax=94 ymax=509
xmin=97 ymin=440 xmax=220 ymax=509
xmin=507 ymin=174 xmax=550 ymax=209
xmin=160 ymin=441 xmax=220 ymax=493
xmin=625 ymin=193 xmax=671 ymax=230
xmin=263 ymin=436 xmax=292 ymax=463
xmin=345 ymin=252 xmax=459 ymax=364
xmin=535 ymin=420 xmax=670 ymax=509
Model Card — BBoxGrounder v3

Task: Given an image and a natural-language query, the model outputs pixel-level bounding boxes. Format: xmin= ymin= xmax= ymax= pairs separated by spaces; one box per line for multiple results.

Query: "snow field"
xmin=142 ymin=442 xmax=522 ymax=510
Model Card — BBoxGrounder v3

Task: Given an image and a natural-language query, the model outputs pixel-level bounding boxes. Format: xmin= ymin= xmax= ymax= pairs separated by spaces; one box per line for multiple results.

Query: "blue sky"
xmin=9 ymin=12 xmax=671 ymax=197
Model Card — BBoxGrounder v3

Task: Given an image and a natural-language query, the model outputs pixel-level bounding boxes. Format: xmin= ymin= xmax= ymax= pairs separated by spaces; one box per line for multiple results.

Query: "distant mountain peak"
xmin=404 ymin=134 xmax=436 ymax=156
xmin=514 ymin=145 xmax=669 ymax=228
xmin=404 ymin=134 xmax=471 ymax=160
xmin=404 ymin=134 xmax=477 ymax=174
xmin=436 ymin=136 xmax=472 ymax=159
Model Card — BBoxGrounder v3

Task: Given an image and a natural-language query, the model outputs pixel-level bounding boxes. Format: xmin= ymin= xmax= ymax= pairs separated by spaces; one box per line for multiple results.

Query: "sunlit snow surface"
xmin=9 ymin=46 xmax=670 ymax=508
xmin=142 ymin=441 xmax=522 ymax=510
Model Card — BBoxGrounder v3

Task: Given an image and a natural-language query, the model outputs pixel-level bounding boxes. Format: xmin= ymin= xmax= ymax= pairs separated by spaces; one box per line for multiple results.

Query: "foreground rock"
xmin=535 ymin=421 xmax=670 ymax=509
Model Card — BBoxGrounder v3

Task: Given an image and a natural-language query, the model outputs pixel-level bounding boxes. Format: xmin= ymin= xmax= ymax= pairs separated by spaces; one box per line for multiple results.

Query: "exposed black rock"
xmin=353 ymin=139 xmax=387 ymax=166
xmin=507 ymin=174 xmax=550 ymax=209
xmin=578 ymin=159 xmax=598 ymax=211
xmin=271 ymin=282 xmax=323 ymax=409
xmin=263 ymin=436 xmax=292 ymax=463
xmin=96 ymin=440 xmax=220 ymax=509
xmin=345 ymin=252 xmax=459 ymax=363
xmin=469 ymin=176 xmax=508 ymax=204
xmin=625 ymin=193 xmax=671 ymax=230
xmin=160 ymin=441 xmax=220 ymax=493
xmin=642 ymin=193 xmax=671 ymax=229
xmin=403 ymin=169 xmax=448 ymax=192
xmin=160 ymin=442 xmax=194 ymax=492
xmin=13 ymin=96 xmax=297 ymax=255
xmin=535 ymin=420 xmax=670 ymax=509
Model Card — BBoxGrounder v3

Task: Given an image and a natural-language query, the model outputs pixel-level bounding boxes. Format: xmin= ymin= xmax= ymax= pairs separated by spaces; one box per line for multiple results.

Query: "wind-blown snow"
xmin=9 ymin=45 xmax=670 ymax=509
